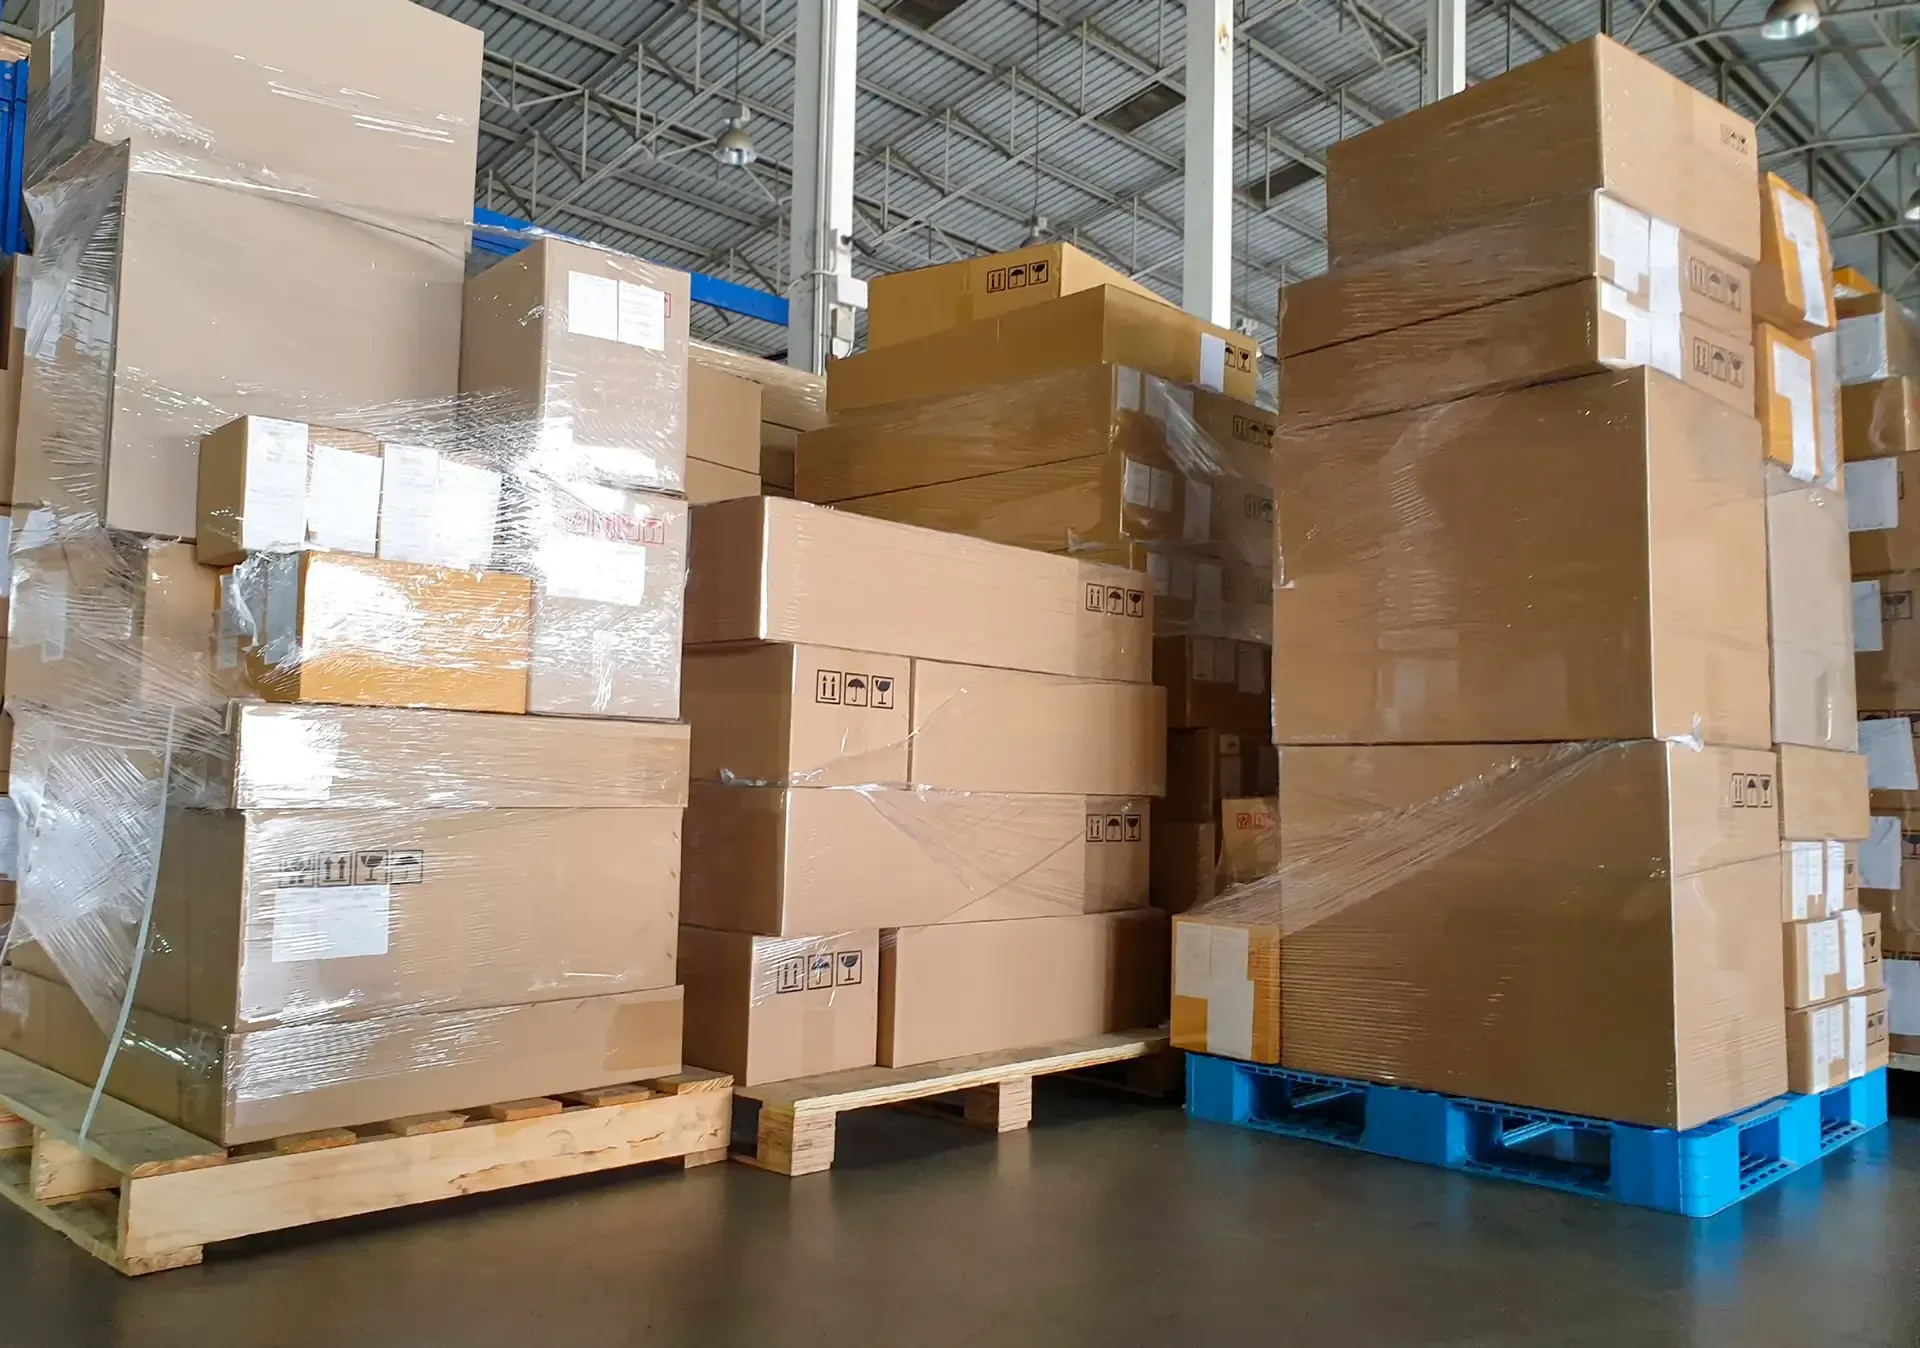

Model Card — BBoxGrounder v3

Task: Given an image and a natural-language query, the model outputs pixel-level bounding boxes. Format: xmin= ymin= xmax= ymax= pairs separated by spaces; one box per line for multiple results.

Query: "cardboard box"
xmin=1755 ymin=174 xmax=1835 ymax=338
xmin=1847 ymin=461 xmax=1920 ymax=576
xmin=1274 ymin=370 xmax=1770 ymax=748
xmin=1280 ymin=279 xmax=1753 ymax=428
xmin=1840 ymin=377 xmax=1920 ymax=460
xmin=15 ymin=143 xmax=468 ymax=540
xmin=237 ymin=553 xmax=533 ymax=715
xmin=1220 ymin=796 xmax=1280 ymax=885
xmin=1864 ymin=909 xmax=1884 ymax=989
xmin=907 ymin=660 xmax=1165 ymax=796
xmin=1784 ymin=911 xmax=1869 ymax=1009
xmin=688 ymin=362 xmax=762 ymax=475
xmin=877 ymin=910 xmax=1169 ymax=1067
xmin=1864 ymin=987 xmax=1890 ymax=1071
xmin=678 ymin=926 xmax=878 ymax=1085
xmin=1150 ymin=818 xmax=1215 ymax=915
xmin=1780 ymin=840 xmax=1857 ymax=922
xmin=684 ymin=643 xmax=911 ymax=787
xmin=1766 ymin=469 xmax=1854 ymax=750
xmin=513 ymin=481 xmax=685 ymax=721
xmin=1756 ymin=325 xmax=1825 ymax=481
xmin=760 ymin=423 xmax=798 ymax=493
xmin=1156 ymin=636 xmax=1272 ymax=731
xmin=1836 ymin=267 xmax=1879 ymax=299
xmin=681 ymin=784 xmax=1150 ymax=936
xmin=686 ymin=459 xmax=759 ymax=504
xmin=826 ymin=286 xmax=1259 ymax=411
xmin=0 ymin=966 xmax=682 ymax=1147
xmin=1785 ymin=997 xmax=1856 ymax=1093
xmin=1860 ymin=712 xmax=1920 ymax=810
xmin=460 ymin=238 xmax=691 ymax=495
xmin=1777 ymin=746 xmax=1868 ymax=841
xmin=1170 ymin=913 xmax=1284 ymax=1063
xmin=684 ymin=497 xmax=1153 ymax=682
xmin=1279 ymin=192 xmax=1750 ymax=358
xmin=866 ymin=242 xmax=1175 ymax=350
xmin=1854 ymin=572 xmax=1920 ymax=710
xmin=1268 ymin=740 xmax=1785 ymax=1130
xmin=1892 ymin=952 xmax=1920 ymax=1051
xmin=25 ymin=0 xmax=482 ymax=199
xmin=1095 ymin=551 xmax=1274 ymax=645
xmin=1164 ymin=729 xmax=1277 ymax=824
xmin=1325 ymin=36 xmax=1760 ymax=265
xmin=1837 ymin=292 xmax=1920 ymax=385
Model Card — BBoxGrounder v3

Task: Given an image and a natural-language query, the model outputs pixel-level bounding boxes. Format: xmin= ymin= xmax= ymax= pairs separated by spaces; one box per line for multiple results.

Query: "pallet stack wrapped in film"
xmin=1172 ymin=35 xmax=1864 ymax=1131
xmin=799 ymin=243 xmax=1278 ymax=920
xmin=0 ymin=0 xmax=706 ymax=1147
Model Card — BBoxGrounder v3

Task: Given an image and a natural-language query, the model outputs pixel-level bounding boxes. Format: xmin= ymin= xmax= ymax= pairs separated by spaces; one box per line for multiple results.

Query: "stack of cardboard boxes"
xmin=0 ymin=0 xmax=698 ymax=1144
xmin=675 ymin=497 xmax=1167 ymax=1084
xmin=1173 ymin=37 xmax=1827 ymax=1130
xmin=798 ymin=243 xmax=1278 ymax=916
xmin=686 ymin=341 xmax=828 ymax=499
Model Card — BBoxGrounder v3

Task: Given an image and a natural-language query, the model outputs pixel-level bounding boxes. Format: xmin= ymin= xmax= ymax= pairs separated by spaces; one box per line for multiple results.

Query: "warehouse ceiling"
xmin=11 ymin=0 xmax=1919 ymax=391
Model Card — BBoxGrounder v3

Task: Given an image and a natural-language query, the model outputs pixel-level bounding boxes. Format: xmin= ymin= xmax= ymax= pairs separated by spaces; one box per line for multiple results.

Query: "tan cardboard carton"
xmin=1756 ymin=325 xmax=1827 ymax=482
xmin=1779 ymin=840 xmax=1857 ymax=923
xmin=681 ymin=784 xmax=1149 ymax=936
xmin=1783 ymin=911 xmax=1869 ymax=1009
xmin=1855 ymin=572 xmax=1920 ymax=709
xmin=1268 ymin=740 xmax=1786 ymax=1130
xmin=1864 ymin=909 xmax=1885 ymax=989
xmin=826 ymin=286 xmax=1259 ymax=410
xmin=1170 ymin=913 xmax=1284 ymax=1063
xmin=1325 ymin=36 xmax=1760 ymax=265
xmin=1150 ymin=818 xmax=1215 ymax=915
xmin=0 ymin=966 xmax=682 ymax=1147
xmin=1785 ymin=997 xmax=1856 ymax=1093
xmin=678 ymin=926 xmax=878 ymax=1085
xmin=688 ymin=362 xmax=762 ymax=475
xmin=1274 ymin=370 xmax=1770 ymax=748
xmin=1777 ymin=745 xmax=1868 ymax=840
xmin=1865 ymin=987 xmax=1891 ymax=1071
xmin=686 ymin=460 xmax=759 ymax=503
xmin=196 ymin=418 xmax=385 ymax=567
xmin=684 ymin=497 xmax=1153 ymax=682
xmin=684 ymin=643 xmax=911 ymax=787
xmin=1220 ymin=796 xmax=1281 ymax=885
xmin=1766 ymin=468 xmax=1854 ymax=750
xmin=1840 ymin=377 xmax=1920 ymax=460
xmin=866 ymin=242 xmax=1174 ymax=350
xmin=1755 ymin=173 xmax=1835 ymax=339
xmin=1280 ymin=279 xmax=1753 ymax=428
xmin=1838 ymin=292 xmax=1920 ymax=385
xmin=877 ymin=910 xmax=1169 ymax=1066
xmin=1156 ymin=635 xmax=1272 ymax=731
xmin=460 ymin=238 xmax=691 ymax=494
xmin=760 ymin=423 xmax=798 ymax=493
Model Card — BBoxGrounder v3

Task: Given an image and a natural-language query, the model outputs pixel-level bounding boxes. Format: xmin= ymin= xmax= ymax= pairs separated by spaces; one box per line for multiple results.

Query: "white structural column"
xmin=788 ymin=0 xmax=862 ymax=372
xmin=1182 ymin=0 xmax=1233 ymax=326
xmin=1425 ymin=0 xmax=1467 ymax=104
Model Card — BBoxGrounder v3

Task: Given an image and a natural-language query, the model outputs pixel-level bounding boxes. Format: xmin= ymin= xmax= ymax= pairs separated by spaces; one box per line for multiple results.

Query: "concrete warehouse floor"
xmin=2 ymin=1080 xmax=1917 ymax=1347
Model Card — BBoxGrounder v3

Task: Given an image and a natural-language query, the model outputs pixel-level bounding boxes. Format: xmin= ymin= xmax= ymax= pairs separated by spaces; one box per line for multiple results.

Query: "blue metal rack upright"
xmin=0 ymin=58 xmax=27 ymax=255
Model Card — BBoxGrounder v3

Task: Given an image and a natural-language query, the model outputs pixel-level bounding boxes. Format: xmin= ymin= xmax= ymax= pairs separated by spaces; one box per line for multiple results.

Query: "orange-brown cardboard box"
xmin=1755 ymin=325 xmax=1826 ymax=481
xmin=681 ymin=784 xmax=1149 ymax=936
xmin=866 ymin=241 xmax=1175 ymax=350
xmin=678 ymin=926 xmax=878 ymax=1086
xmin=1755 ymin=173 xmax=1836 ymax=339
xmin=684 ymin=497 xmax=1153 ymax=682
xmin=1221 ymin=796 xmax=1280 ymax=885
xmin=877 ymin=909 xmax=1169 ymax=1067
xmin=1150 ymin=818 xmax=1216 ymax=915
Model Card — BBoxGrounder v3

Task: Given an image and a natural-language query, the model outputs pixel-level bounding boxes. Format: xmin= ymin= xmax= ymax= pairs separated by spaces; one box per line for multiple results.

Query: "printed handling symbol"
xmin=774 ymin=957 xmax=806 ymax=994
xmin=816 ymin=669 xmax=842 ymax=705
xmin=871 ymin=676 xmax=895 ymax=710
xmin=844 ymin=674 xmax=868 ymax=707
xmin=808 ymin=953 xmax=834 ymax=990
xmin=836 ymin=950 xmax=864 ymax=985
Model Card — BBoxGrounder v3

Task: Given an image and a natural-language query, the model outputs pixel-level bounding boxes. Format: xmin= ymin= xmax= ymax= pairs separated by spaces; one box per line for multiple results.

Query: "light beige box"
xmin=679 ymin=926 xmax=878 ymax=1086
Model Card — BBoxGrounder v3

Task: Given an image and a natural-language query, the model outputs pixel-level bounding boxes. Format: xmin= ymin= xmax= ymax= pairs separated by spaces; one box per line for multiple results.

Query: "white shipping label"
xmin=376 ymin=444 xmax=444 ymax=566
xmin=1845 ymin=457 xmax=1901 ymax=533
xmin=1776 ymin=193 xmax=1831 ymax=329
xmin=1116 ymin=368 xmax=1143 ymax=412
xmin=1790 ymin=840 xmax=1824 ymax=920
xmin=1595 ymin=195 xmax=1652 ymax=297
xmin=1598 ymin=283 xmax=1650 ymax=367
xmin=1843 ymin=909 xmax=1867 ymax=991
xmin=1888 ymin=957 xmax=1920 ymax=1034
xmin=1145 ymin=551 xmax=1170 ymax=597
xmin=567 ymin=271 xmax=621 ymax=342
xmin=434 ymin=460 xmax=504 ymax=570
xmin=1646 ymin=218 xmax=1682 ymax=316
xmin=1237 ymin=643 xmax=1264 ymax=695
xmin=1855 ymin=580 xmax=1886 ymax=653
xmin=18 ymin=569 xmax=67 ymax=661
xmin=1149 ymin=467 xmax=1176 ymax=514
xmin=241 ymin=418 xmax=311 ymax=552
xmin=0 ymin=516 xmax=14 ymax=604
xmin=270 ymin=885 xmax=393 ymax=963
xmin=1772 ymin=341 xmax=1819 ymax=482
xmin=617 ymin=281 xmax=668 ymax=352
xmin=1183 ymin=479 xmax=1213 ymax=544
xmin=1819 ymin=1005 xmax=1845 ymax=1076
xmin=1826 ymin=840 xmax=1849 ymax=915
xmin=1848 ymin=995 xmax=1868 ymax=1079
xmin=1205 ymin=924 xmax=1255 ymax=1061
xmin=304 ymin=445 xmax=382 ymax=555
xmin=1170 ymin=556 xmax=1195 ymax=602
xmin=1813 ymin=332 xmax=1841 ymax=490
xmin=1173 ymin=921 xmax=1213 ymax=997
xmin=1191 ymin=635 xmax=1217 ymax=682
xmin=0 ymin=803 xmax=18 ymax=882
xmin=1811 ymin=919 xmax=1840 ymax=1001
xmin=1839 ymin=313 xmax=1890 ymax=384
xmin=1198 ymin=333 xmax=1228 ymax=394
xmin=1649 ymin=311 xmax=1682 ymax=380
xmin=47 ymin=15 xmax=73 ymax=112
xmin=18 ymin=507 xmax=54 ymax=552
xmin=1861 ymin=815 xmax=1903 ymax=891
xmin=1121 ymin=458 xmax=1154 ymax=508
xmin=1860 ymin=716 xmax=1919 ymax=791
xmin=541 ymin=536 xmax=649 ymax=607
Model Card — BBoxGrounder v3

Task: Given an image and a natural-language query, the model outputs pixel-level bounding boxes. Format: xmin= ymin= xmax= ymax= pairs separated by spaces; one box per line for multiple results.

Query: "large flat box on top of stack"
xmin=1272 ymin=369 xmax=1770 ymax=747
xmin=1280 ymin=191 xmax=1751 ymax=359
xmin=878 ymin=910 xmax=1169 ymax=1066
xmin=1324 ymin=36 xmax=1760 ymax=266
xmin=681 ymin=784 xmax=1149 ymax=935
xmin=461 ymin=238 xmax=692 ymax=495
xmin=1765 ymin=466 xmax=1855 ymax=750
xmin=866 ymin=242 xmax=1174 ymax=350
xmin=1280 ymin=279 xmax=1754 ymax=428
xmin=825 ymin=287 xmax=1260 ymax=410
xmin=0 ymin=965 xmax=683 ymax=1147
xmin=1173 ymin=740 xmax=1786 ymax=1129
xmin=684 ymin=497 xmax=1152 ymax=682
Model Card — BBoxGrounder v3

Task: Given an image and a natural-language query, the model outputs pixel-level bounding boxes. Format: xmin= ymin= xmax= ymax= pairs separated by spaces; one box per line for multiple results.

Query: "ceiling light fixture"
xmin=1024 ymin=213 xmax=1050 ymax=246
xmin=713 ymin=110 xmax=758 ymax=167
xmin=1760 ymin=0 xmax=1820 ymax=40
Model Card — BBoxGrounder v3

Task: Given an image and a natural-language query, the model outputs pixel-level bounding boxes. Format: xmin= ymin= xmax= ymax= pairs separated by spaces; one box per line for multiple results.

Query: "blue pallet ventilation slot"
xmin=1186 ymin=1054 xmax=1888 ymax=1217
xmin=473 ymin=207 xmax=787 ymax=328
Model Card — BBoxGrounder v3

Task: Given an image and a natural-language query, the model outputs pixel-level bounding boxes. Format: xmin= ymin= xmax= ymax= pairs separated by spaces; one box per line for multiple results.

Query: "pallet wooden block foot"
xmin=0 ymin=1050 xmax=732 ymax=1276
xmin=731 ymin=1029 xmax=1167 ymax=1176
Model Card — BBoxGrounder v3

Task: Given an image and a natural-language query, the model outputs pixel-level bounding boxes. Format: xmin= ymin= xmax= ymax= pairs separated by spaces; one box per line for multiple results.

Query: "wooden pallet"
xmin=0 ymin=1050 xmax=732 ymax=1275
xmin=731 ymin=1028 xmax=1168 ymax=1176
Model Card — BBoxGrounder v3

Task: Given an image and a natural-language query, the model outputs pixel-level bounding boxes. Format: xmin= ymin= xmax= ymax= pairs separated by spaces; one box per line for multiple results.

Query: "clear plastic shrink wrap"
xmin=0 ymin=5 xmax=697 ymax=1144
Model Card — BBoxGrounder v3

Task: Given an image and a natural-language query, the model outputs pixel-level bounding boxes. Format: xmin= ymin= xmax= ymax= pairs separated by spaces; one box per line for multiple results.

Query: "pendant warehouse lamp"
xmin=1760 ymin=0 xmax=1820 ymax=40
xmin=713 ymin=112 xmax=758 ymax=167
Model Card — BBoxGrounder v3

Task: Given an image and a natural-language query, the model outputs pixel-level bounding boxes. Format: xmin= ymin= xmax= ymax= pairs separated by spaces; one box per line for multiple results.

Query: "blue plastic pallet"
xmin=1186 ymin=1054 xmax=1887 ymax=1217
